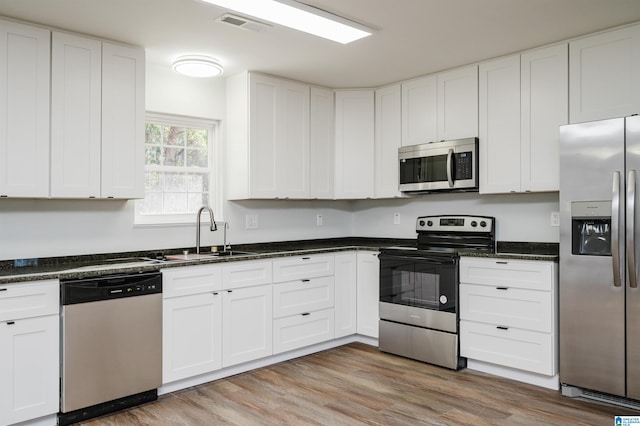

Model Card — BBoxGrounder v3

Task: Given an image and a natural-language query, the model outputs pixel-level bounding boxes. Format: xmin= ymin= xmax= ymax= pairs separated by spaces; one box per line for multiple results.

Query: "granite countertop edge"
xmin=0 ymin=238 xmax=559 ymax=285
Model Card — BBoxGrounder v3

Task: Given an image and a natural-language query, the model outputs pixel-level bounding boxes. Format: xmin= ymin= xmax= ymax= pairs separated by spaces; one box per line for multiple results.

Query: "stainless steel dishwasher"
xmin=59 ymin=271 xmax=162 ymax=426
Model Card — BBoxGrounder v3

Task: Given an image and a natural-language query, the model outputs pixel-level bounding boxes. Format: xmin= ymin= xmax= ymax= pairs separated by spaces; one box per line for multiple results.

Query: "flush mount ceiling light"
xmin=200 ymin=0 xmax=373 ymax=44
xmin=172 ymin=55 xmax=224 ymax=78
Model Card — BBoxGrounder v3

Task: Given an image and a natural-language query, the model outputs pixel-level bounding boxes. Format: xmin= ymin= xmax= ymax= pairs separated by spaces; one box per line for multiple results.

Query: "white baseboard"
xmin=466 ymin=359 xmax=559 ymax=390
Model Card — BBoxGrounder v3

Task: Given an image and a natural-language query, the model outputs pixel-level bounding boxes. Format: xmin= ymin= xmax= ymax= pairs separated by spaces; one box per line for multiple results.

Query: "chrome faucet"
xmin=196 ymin=206 xmax=217 ymax=254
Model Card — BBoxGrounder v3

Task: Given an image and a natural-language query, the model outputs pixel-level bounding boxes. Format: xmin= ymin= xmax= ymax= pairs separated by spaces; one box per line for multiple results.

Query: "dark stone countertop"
xmin=0 ymin=238 xmax=558 ymax=285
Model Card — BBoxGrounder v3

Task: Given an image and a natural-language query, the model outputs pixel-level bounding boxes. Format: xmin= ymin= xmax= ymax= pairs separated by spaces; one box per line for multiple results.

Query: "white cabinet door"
xmin=334 ymin=90 xmax=375 ymax=199
xmin=249 ymin=74 xmax=280 ymax=198
xmin=279 ymin=80 xmax=310 ymax=198
xmin=570 ymin=23 xmax=640 ymax=123
xmin=437 ymin=65 xmax=478 ymax=140
xmin=375 ymin=84 xmax=403 ymax=199
xmin=334 ymin=252 xmax=357 ymax=338
xmin=0 ymin=315 xmax=59 ymax=426
xmin=357 ymin=251 xmax=380 ymax=338
xmin=222 ymin=285 xmax=273 ymax=367
xmin=309 ymin=86 xmax=334 ymax=199
xmin=161 ymin=264 xmax=223 ymax=299
xmin=162 ymin=292 xmax=222 ymax=384
xmin=401 ymin=75 xmax=437 ymax=146
xmin=0 ymin=20 xmax=50 ymax=198
xmin=101 ymin=42 xmax=145 ymax=199
xmin=521 ymin=44 xmax=568 ymax=192
xmin=479 ymin=55 xmax=521 ymax=194
xmin=50 ymin=32 xmax=102 ymax=198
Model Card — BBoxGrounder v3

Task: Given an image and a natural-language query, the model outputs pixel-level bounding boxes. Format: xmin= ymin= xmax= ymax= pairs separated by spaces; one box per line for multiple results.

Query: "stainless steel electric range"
xmin=378 ymin=215 xmax=495 ymax=369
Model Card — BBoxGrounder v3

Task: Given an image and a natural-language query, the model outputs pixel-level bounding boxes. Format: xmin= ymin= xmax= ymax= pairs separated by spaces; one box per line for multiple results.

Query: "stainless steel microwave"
xmin=398 ymin=137 xmax=478 ymax=193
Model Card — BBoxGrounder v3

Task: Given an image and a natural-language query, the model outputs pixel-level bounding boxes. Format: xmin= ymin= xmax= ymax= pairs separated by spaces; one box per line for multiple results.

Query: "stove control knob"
xmin=470 ymin=221 xmax=478 ymax=227
xmin=419 ymin=220 xmax=425 ymax=227
xmin=427 ymin=220 xmax=433 ymax=227
xmin=480 ymin=221 xmax=487 ymax=228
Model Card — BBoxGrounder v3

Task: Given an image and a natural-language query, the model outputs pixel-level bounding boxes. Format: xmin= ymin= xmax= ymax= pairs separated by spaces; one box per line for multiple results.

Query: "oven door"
xmin=379 ymin=252 xmax=458 ymax=312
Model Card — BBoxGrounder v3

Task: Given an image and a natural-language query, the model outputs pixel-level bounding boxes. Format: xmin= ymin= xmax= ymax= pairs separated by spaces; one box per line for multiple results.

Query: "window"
xmin=135 ymin=112 xmax=220 ymax=225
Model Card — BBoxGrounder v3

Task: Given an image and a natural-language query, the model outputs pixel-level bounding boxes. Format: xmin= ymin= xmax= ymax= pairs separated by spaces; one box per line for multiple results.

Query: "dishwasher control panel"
xmin=62 ymin=271 xmax=162 ymax=305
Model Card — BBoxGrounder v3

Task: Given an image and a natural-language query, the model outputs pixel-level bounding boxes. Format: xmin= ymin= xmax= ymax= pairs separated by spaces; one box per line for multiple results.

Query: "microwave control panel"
xmin=455 ymin=152 xmax=473 ymax=179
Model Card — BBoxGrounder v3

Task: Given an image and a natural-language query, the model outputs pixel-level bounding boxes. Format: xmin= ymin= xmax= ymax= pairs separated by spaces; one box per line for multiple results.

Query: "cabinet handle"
xmin=6 ymin=321 xmax=15 ymax=325
xmin=0 ymin=288 xmax=7 ymax=292
xmin=301 ymin=279 xmax=310 ymax=283
xmin=227 ymin=290 xmax=232 ymax=293
xmin=212 ymin=292 xmax=219 ymax=295
xmin=302 ymin=257 xmax=311 ymax=260
xmin=496 ymin=287 xmax=509 ymax=290
xmin=496 ymin=326 xmax=509 ymax=330
xmin=302 ymin=313 xmax=310 ymax=316
xmin=496 ymin=261 xmax=508 ymax=265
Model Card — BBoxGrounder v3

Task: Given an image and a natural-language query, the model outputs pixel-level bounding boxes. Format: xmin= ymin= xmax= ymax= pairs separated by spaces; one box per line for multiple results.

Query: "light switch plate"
xmin=245 ymin=214 xmax=259 ymax=230
xmin=551 ymin=211 xmax=560 ymax=227
xmin=393 ymin=212 xmax=401 ymax=225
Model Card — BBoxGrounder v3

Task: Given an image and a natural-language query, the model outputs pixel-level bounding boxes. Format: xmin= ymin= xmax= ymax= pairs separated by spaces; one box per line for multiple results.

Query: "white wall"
xmin=351 ymin=192 xmax=560 ymax=243
xmin=0 ymin=63 xmax=560 ymax=261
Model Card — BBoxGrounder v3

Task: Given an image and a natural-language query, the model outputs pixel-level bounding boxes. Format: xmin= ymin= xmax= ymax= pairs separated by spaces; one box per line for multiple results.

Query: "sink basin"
xmin=165 ymin=251 xmax=257 ymax=261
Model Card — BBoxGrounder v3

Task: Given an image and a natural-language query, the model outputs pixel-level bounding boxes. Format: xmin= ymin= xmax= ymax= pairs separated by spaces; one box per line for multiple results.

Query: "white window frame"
xmin=134 ymin=112 xmax=223 ymax=226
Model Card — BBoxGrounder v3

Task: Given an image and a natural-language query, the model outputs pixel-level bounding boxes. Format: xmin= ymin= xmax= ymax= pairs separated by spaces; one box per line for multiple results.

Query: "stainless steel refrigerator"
xmin=559 ymin=115 xmax=640 ymax=401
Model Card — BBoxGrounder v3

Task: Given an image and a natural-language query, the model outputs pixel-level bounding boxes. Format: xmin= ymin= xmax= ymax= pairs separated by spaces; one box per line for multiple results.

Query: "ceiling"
xmin=1 ymin=0 xmax=640 ymax=88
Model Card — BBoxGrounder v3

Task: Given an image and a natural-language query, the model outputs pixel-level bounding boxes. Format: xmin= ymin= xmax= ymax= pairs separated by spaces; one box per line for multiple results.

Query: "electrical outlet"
xmin=393 ymin=212 xmax=401 ymax=225
xmin=245 ymin=214 xmax=259 ymax=230
xmin=316 ymin=214 xmax=323 ymax=226
xmin=551 ymin=211 xmax=560 ymax=227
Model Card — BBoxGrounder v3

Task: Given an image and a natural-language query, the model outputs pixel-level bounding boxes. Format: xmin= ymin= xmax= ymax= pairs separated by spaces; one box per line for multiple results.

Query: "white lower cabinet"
xmin=460 ymin=257 xmax=558 ymax=378
xmin=162 ymin=292 xmax=222 ymax=384
xmin=222 ymin=285 xmax=273 ymax=367
xmin=334 ymin=252 xmax=357 ymax=338
xmin=0 ymin=280 xmax=59 ymax=426
xmin=356 ymin=251 xmax=380 ymax=338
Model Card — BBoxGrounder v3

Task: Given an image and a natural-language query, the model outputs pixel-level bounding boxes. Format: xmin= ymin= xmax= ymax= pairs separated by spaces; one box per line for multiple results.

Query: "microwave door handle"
xmin=447 ymin=149 xmax=454 ymax=188
xmin=628 ymin=169 xmax=637 ymax=288
xmin=613 ymin=171 xmax=622 ymax=288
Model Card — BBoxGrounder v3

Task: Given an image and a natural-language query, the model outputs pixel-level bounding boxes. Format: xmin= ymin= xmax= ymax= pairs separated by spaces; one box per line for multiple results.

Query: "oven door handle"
xmin=378 ymin=255 xmax=456 ymax=266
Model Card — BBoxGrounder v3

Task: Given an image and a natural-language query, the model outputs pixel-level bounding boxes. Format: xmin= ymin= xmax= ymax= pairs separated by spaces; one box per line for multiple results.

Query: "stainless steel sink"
xmin=164 ymin=251 xmax=257 ymax=261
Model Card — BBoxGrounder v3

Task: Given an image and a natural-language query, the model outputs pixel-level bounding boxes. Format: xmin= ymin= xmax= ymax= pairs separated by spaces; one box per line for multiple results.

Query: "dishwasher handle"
xmin=62 ymin=271 xmax=162 ymax=305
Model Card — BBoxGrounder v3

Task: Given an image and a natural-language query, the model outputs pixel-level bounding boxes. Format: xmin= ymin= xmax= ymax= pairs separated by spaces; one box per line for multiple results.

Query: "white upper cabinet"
xmin=375 ymin=84 xmax=403 ymax=198
xmin=401 ymin=65 xmax=478 ymax=147
xmin=226 ymin=72 xmax=310 ymax=199
xmin=0 ymin=20 xmax=50 ymax=198
xmin=50 ymin=31 xmax=102 ymax=198
xmin=570 ymin=23 xmax=640 ymax=123
xmin=479 ymin=55 xmax=521 ymax=194
xmin=334 ymin=89 xmax=375 ymax=199
xmin=521 ymin=44 xmax=568 ymax=192
xmin=401 ymin=75 xmax=437 ymax=146
xmin=437 ymin=65 xmax=478 ymax=141
xmin=309 ymin=86 xmax=335 ymax=199
xmin=480 ymin=45 xmax=567 ymax=194
xmin=101 ymin=42 xmax=145 ymax=199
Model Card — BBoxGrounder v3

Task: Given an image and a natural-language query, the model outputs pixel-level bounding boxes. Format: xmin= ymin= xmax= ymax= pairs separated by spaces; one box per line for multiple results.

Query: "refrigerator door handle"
xmin=613 ymin=171 xmax=622 ymax=287
xmin=629 ymin=169 xmax=638 ymax=288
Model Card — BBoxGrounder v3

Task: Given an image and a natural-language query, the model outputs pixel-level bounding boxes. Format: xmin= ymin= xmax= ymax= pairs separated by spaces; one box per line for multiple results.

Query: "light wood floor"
xmin=78 ymin=343 xmax=637 ymax=425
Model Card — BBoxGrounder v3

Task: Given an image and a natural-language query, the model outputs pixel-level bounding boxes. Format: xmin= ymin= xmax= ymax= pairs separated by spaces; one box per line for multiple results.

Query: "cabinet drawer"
xmin=273 ymin=309 xmax=334 ymax=354
xmin=272 ymin=255 xmax=334 ymax=283
xmin=460 ymin=320 xmax=556 ymax=376
xmin=273 ymin=276 xmax=334 ymax=318
xmin=222 ymin=260 xmax=273 ymax=289
xmin=0 ymin=280 xmax=59 ymax=321
xmin=460 ymin=284 xmax=553 ymax=332
xmin=460 ymin=257 xmax=555 ymax=291
xmin=161 ymin=265 xmax=222 ymax=298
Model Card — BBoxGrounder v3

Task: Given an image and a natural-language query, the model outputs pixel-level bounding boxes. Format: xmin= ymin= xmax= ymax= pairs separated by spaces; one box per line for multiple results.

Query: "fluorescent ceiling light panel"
xmin=201 ymin=0 xmax=373 ymax=44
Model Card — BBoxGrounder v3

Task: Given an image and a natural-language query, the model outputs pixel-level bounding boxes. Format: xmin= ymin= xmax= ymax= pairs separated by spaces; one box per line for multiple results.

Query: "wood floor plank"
xmin=77 ymin=343 xmax=638 ymax=425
